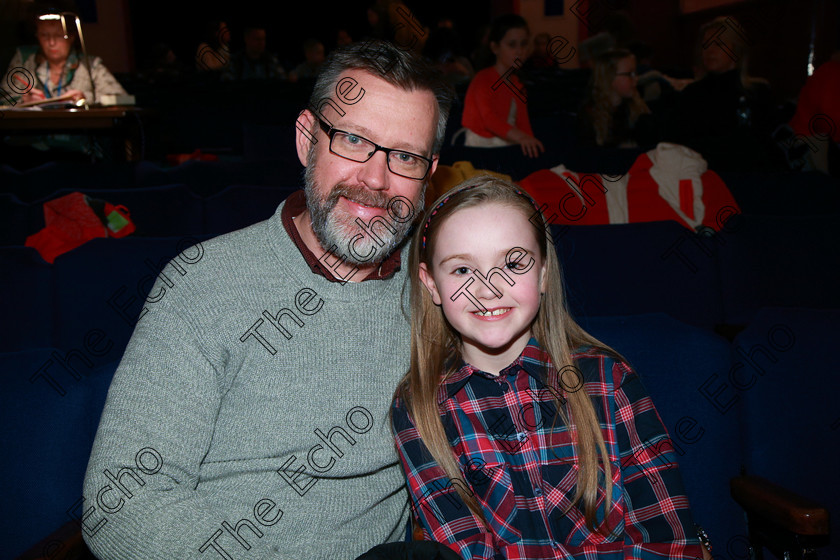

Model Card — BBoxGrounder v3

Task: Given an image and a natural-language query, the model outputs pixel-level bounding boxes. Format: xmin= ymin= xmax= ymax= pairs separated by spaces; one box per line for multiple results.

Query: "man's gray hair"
xmin=307 ymin=39 xmax=454 ymax=154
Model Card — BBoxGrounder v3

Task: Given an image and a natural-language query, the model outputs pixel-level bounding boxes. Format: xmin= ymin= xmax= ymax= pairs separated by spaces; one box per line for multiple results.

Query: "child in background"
xmin=461 ymin=15 xmax=544 ymax=158
xmin=392 ymin=176 xmax=705 ymax=559
xmin=578 ymin=49 xmax=655 ymax=147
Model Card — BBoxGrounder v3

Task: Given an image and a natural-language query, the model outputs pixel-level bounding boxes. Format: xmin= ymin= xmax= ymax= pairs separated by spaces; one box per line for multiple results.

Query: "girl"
xmin=578 ymin=49 xmax=655 ymax=147
xmin=461 ymin=15 xmax=544 ymax=158
xmin=392 ymin=176 xmax=706 ymax=559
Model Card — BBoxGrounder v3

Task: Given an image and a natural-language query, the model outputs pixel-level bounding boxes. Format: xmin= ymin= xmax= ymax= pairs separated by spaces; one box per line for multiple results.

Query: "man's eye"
xmin=343 ymin=134 xmax=362 ymax=145
xmin=393 ymin=152 xmax=419 ymax=166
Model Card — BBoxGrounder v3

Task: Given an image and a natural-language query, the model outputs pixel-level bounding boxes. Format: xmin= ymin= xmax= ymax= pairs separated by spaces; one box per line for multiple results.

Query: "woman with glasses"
xmin=577 ymin=49 xmax=656 ymax=148
xmin=1 ymin=9 xmax=127 ymax=107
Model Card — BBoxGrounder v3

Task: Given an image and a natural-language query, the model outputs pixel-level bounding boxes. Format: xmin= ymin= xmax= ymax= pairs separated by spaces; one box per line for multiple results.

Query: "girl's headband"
xmin=420 ymin=183 xmax=542 ymax=249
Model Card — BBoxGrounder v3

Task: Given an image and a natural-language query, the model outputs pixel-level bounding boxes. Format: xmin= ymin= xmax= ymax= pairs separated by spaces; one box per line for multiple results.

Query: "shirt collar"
xmin=437 ymin=337 xmax=553 ymax=404
xmin=280 ymin=189 xmax=402 ymax=282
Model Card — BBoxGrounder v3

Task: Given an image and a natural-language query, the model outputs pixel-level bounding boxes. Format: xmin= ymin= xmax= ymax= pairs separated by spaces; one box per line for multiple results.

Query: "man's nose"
xmin=357 ymin=149 xmax=390 ymax=190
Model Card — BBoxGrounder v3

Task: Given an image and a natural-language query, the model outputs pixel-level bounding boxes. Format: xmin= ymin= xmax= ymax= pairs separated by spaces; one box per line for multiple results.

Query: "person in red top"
xmin=788 ymin=54 xmax=840 ymax=174
xmin=461 ymin=14 xmax=545 ymax=158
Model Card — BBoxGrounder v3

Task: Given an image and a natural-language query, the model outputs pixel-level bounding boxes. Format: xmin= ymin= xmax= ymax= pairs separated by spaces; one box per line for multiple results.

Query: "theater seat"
xmin=717 ymin=213 xmax=840 ymax=325
xmin=581 ymin=313 xmax=741 ymax=554
xmin=53 ymin=236 xmax=209 ymax=358
xmin=0 ymin=246 xmax=55 ymax=352
xmin=204 ymin=184 xmax=298 ymax=235
xmin=0 ymin=349 xmax=118 ymax=559
xmin=37 ymin=184 xmax=205 ymax=238
xmin=0 ymin=193 xmax=39 ymax=246
xmin=553 ymin=222 xmax=724 ymax=329
xmin=732 ymin=307 xmax=838 ymax=559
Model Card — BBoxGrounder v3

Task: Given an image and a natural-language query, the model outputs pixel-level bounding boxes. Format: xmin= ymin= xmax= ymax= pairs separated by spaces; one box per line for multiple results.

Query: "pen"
xmin=13 ymin=74 xmax=31 ymax=90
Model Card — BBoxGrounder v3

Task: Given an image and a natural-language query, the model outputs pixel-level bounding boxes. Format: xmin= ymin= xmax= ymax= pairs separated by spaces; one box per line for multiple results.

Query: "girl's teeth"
xmin=475 ymin=308 xmax=509 ymax=316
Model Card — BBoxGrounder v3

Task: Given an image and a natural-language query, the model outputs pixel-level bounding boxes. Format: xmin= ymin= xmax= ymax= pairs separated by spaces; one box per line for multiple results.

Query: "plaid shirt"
xmin=392 ymin=339 xmax=703 ymax=559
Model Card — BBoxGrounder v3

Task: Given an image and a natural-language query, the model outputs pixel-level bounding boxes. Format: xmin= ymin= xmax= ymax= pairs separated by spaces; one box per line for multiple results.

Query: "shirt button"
xmin=534 ymin=487 xmax=542 ymax=496
xmin=517 ymin=432 xmax=527 ymax=442
xmin=501 ymin=383 xmax=509 ymax=392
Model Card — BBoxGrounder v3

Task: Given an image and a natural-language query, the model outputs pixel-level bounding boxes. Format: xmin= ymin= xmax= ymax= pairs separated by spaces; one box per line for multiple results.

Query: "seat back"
xmin=53 ymin=236 xmax=208 ymax=359
xmin=734 ymin=307 xmax=840 ymax=559
xmin=0 ymin=348 xmax=118 ymax=559
xmin=718 ymin=214 xmax=840 ymax=324
xmin=554 ymin=222 xmax=724 ymax=329
xmin=0 ymin=246 xmax=55 ymax=352
xmin=582 ymin=313 xmax=742 ymax=554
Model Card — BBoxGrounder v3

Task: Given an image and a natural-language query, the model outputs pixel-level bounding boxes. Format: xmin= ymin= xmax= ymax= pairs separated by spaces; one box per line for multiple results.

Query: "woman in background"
xmin=2 ymin=9 xmax=127 ymax=106
xmin=577 ymin=49 xmax=655 ymax=147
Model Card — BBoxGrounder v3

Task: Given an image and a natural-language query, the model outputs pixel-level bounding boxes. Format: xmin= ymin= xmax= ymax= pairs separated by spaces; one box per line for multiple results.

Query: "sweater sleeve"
xmin=81 ymin=264 xmax=284 ymax=560
xmin=90 ymin=56 xmax=128 ymax=101
xmin=1 ymin=50 xmax=26 ymax=104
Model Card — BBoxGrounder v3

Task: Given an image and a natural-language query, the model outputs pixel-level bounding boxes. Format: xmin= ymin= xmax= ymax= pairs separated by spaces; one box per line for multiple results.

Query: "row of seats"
xmin=3 ymin=151 xmax=837 ymax=213
xmin=0 ymin=157 xmax=303 ymax=203
xmin=3 ymin=308 xmax=836 ymax=559
xmin=554 ymin=215 xmax=840 ymax=328
xmin=2 ymin=214 xmax=838 ymax=355
xmin=0 ymin=183 xmax=298 ymax=246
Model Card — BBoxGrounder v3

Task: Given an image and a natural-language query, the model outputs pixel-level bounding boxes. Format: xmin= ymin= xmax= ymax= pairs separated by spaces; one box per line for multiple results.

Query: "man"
xmin=223 ymin=26 xmax=286 ymax=81
xmin=289 ymin=39 xmax=325 ymax=82
xmin=82 ymin=40 xmax=453 ymax=559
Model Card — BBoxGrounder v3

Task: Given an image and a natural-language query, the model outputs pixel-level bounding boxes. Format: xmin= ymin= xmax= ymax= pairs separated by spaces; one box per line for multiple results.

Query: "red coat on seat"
xmin=518 ymin=143 xmax=740 ymax=231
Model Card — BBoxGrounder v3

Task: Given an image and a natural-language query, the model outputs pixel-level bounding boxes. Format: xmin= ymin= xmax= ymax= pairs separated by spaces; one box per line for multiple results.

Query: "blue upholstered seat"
xmin=582 ymin=313 xmax=741 ymax=554
xmin=554 ymin=222 xmax=724 ymax=329
xmin=733 ymin=307 xmax=839 ymax=559
xmin=0 ymin=349 xmax=118 ymax=559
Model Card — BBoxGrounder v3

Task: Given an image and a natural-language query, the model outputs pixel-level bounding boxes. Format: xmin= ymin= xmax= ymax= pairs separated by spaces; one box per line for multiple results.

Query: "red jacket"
xmin=462 ymin=66 xmax=533 ymax=139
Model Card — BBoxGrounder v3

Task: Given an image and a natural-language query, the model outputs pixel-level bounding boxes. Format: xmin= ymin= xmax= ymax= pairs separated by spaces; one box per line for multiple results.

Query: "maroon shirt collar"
xmin=280 ymin=190 xmax=402 ymax=282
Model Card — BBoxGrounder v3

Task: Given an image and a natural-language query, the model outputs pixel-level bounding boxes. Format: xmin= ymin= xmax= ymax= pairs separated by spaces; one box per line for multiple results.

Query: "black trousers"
xmin=354 ymin=541 xmax=462 ymax=560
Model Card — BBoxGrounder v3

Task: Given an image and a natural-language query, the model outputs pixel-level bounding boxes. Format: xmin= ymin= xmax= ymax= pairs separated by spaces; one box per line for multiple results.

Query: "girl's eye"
xmin=506 ymin=261 xmax=525 ymax=271
xmin=453 ymin=266 xmax=471 ymax=275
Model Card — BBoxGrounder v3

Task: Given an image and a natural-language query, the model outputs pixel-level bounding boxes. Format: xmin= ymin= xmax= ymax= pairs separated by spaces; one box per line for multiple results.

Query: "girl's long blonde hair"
xmin=583 ymin=49 xmax=650 ymax=146
xmin=396 ymin=175 xmax=622 ymax=533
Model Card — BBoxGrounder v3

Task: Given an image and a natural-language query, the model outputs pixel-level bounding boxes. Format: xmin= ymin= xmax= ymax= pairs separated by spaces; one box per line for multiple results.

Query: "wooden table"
xmin=0 ymin=106 xmax=145 ymax=161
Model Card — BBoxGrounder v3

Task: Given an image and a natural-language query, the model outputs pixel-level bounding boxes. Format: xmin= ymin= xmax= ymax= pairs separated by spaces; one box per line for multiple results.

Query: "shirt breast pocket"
xmin=458 ymin=453 xmax=522 ymax=546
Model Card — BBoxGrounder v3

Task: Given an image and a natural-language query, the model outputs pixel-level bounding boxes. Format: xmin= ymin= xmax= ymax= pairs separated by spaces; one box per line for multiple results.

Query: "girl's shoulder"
xmin=570 ymin=344 xmax=634 ymax=386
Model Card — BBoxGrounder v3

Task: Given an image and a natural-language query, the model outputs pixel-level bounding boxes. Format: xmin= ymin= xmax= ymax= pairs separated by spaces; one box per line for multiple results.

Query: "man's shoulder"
xmin=178 ymin=203 xmax=293 ymax=274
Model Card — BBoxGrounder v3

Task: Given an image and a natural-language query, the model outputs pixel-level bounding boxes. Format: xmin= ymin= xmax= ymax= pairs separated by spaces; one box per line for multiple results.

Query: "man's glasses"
xmin=317 ymin=118 xmax=433 ymax=180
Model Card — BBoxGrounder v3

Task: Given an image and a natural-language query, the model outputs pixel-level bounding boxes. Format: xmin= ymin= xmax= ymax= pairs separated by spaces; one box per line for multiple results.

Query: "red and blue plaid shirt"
xmin=392 ymin=339 xmax=704 ymax=559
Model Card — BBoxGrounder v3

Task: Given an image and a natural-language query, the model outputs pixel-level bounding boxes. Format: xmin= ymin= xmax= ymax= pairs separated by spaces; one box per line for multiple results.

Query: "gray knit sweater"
xmin=82 ymin=201 xmax=412 ymax=559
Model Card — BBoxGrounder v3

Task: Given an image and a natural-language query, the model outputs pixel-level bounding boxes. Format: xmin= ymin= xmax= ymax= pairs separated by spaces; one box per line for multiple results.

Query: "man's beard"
xmin=303 ymin=146 xmax=425 ymax=267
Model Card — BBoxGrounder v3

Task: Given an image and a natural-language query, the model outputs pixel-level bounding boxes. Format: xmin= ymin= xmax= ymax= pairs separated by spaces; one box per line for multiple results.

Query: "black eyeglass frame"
xmin=316 ymin=118 xmax=434 ymax=181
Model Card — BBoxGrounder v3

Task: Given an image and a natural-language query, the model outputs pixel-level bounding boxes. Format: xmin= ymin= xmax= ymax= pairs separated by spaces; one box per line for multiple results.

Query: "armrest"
xmin=16 ymin=520 xmax=95 ymax=560
xmin=730 ymin=474 xmax=830 ymax=536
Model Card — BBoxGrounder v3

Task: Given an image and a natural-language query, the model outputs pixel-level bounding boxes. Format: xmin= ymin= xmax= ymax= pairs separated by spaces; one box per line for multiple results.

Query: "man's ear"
xmin=428 ymin=155 xmax=439 ymax=179
xmin=295 ymin=109 xmax=318 ymax=167
xmin=418 ymin=262 xmax=442 ymax=306
xmin=489 ymin=41 xmax=500 ymax=56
